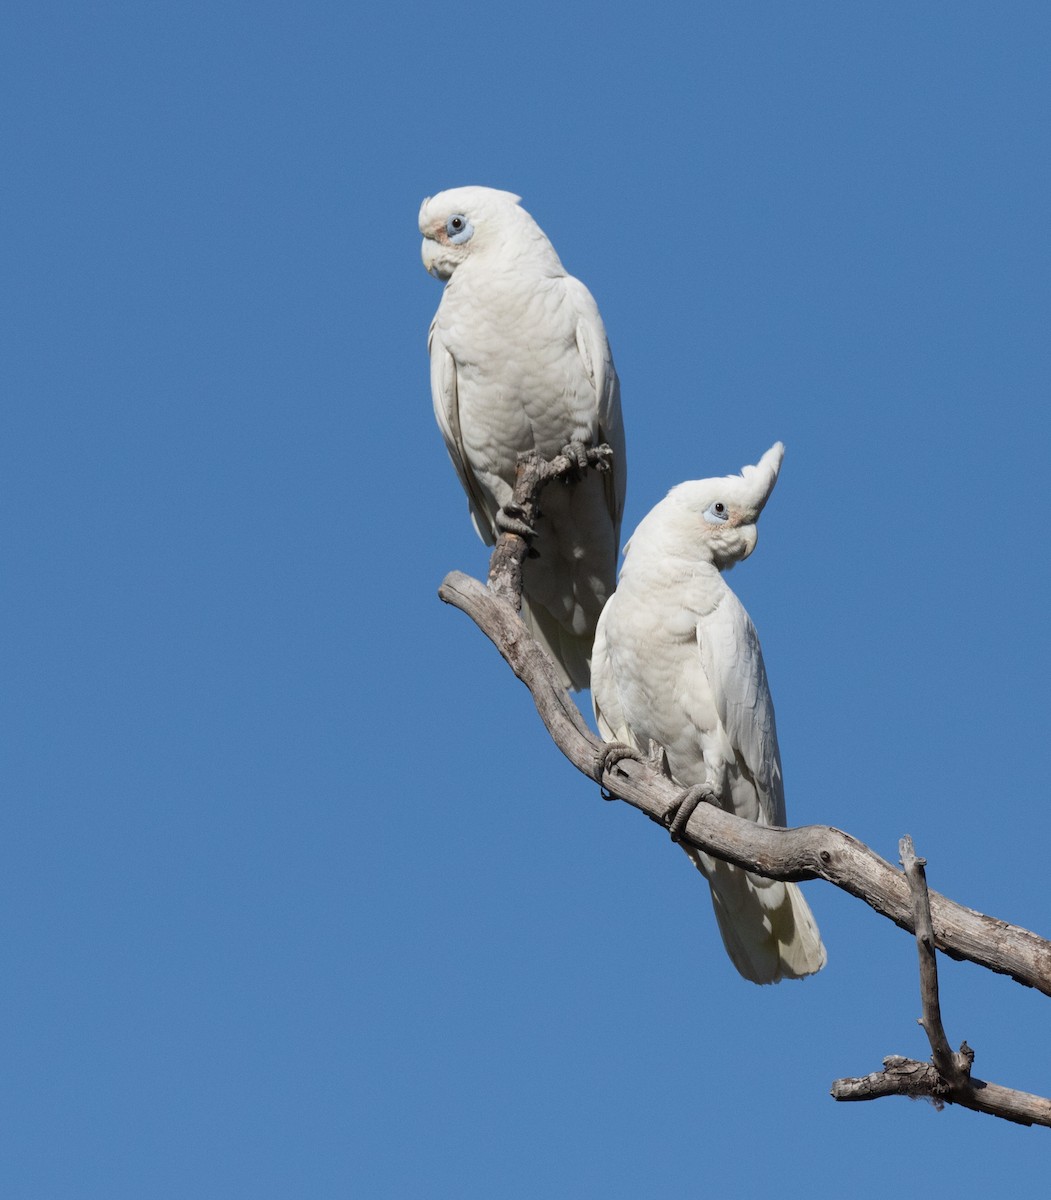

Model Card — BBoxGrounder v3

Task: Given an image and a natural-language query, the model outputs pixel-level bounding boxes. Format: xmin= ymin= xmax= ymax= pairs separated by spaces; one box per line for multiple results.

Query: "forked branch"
xmin=829 ymin=837 xmax=1051 ymax=1127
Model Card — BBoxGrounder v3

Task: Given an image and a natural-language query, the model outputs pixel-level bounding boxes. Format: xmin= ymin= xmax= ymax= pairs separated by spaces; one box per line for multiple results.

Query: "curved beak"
xmin=421 ymin=236 xmax=448 ymax=280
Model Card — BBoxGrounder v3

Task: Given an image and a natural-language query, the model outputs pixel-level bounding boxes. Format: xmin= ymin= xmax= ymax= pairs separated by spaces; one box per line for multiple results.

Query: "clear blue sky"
xmin=4 ymin=1 xmax=1050 ymax=1195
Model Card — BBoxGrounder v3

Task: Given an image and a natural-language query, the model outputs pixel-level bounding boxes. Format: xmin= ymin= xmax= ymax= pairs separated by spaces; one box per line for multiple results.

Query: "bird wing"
xmin=591 ymin=603 xmax=667 ymax=770
xmin=564 ymin=276 xmax=627 ymax=532
xmin=427 ymin=315 xmax=496 ymax=545
xmin=695 ymin=592 xmax=786 ymax=826
xmin=591 ymin=615 xmax=628 ymax=744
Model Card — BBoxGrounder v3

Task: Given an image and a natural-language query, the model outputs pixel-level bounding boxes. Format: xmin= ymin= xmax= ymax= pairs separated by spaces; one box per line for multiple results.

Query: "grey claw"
xmin=664 ymin=785 xmax=716 ymax=843
xmin=561 ymin=441 xmax=590 ymax=472
xmin=591 ymin=444 xmax=613 ymax=472
xmin=595 ymin=740 xmax=644 ymax=800
xmin=496 ymin=504 xmax=536 ymax=539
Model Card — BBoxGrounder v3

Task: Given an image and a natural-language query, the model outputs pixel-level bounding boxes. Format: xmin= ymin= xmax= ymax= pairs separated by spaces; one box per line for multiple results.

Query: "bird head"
xmin=655 ymin=443 xmax=785 ymax=570
xmin=419 ymin=186 xmax=556 ymax=280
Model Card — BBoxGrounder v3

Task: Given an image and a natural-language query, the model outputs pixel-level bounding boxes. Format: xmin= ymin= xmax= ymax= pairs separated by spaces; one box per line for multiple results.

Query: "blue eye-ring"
xmin=446 ymin=214 xmax=474 ymax=244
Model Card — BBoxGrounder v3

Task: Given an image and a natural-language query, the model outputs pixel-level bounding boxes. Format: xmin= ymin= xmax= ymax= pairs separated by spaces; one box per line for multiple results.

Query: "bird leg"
xmin=663 ymin=784 xmax=718 ymax=843
xmin=495 ymin=502 xmax=536 ymax=540
xmin=595 ymin=741 xmax=645 ymax=801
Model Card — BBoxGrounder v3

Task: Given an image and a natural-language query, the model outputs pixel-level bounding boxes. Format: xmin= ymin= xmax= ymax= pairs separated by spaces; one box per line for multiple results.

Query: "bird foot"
xmin=595 ymin=741 xmax=644 ymax=801
xmin=495 ymin=503 xmax=536 ymax=539
xmin=586 ymin=442 xmax=614 ymax=473
xmin=663 ymin=784 xmax=717 ymax=843
xmin=560 ymin=440 xmax=591 ymax=472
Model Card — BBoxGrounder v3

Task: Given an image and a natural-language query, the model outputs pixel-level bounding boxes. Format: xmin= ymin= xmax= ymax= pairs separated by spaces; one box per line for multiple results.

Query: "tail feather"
xmin=687 ymin=849 xmax=827 ymax=984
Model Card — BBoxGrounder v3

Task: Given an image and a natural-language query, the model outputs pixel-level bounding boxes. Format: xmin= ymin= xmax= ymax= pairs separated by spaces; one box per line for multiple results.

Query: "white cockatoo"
xmin=591 ymin=444 xmax=826 ymax=984
xmin=420 ymin=186 xmax=626 ymax=691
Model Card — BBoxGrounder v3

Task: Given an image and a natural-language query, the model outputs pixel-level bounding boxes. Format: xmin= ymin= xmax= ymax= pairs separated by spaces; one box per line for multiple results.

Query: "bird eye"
xmin=703 ymin=501 xmax=729 ymax=525
xmin=445 ymin=213 xmax=474 ymax=244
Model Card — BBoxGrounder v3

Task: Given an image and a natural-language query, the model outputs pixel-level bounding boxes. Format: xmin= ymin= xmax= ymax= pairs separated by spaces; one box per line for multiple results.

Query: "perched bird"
xmin=591 ymin=444 xmax=826 ymax=984
xmin=420 ymin=186 xmax=626 ymax=691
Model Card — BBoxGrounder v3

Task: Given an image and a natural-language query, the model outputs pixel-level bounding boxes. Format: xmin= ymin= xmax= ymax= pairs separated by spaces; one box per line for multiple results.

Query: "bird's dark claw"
xmin=495 ymin=503 xmax=536 ymax=539
xmin=595 ymin=741 xmax=644 ymax=800
xmin=663 ymin=784 xmax=717 ymax=843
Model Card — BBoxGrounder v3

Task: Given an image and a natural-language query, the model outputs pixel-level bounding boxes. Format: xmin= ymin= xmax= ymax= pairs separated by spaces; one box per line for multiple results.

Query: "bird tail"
xmin=520 ymin=595 xmax=593 ymax=692
xmin=686 ymin=849 xmax=827 ymax=984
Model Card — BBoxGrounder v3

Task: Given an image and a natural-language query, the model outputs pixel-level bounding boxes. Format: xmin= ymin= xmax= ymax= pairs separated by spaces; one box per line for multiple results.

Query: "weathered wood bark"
xmin=830 ymin=1056 xmax=1051 ymax=1126
xmin=437 ymin=451 xmax=1051 ymax=1126
xmin=829 ymin=837 xmax=1051 ymax=1127
xmin=486 ymin=443 xmax=613 ymax=608
xmin=900 ymin=835 xmax=969 ymax=1087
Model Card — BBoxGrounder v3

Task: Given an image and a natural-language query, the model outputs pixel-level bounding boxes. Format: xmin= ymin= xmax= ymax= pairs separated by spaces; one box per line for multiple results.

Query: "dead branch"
xmin=830 ymin=1057 xmax=1051 ymax=1127
xmin=486 ymin=444 xmax=613 ymax=609
xmin=901 ymin=835 xmax=967 ymax=1086
xmin=437 ymin=450 xmax=1051 ymax=1126
xmin=828 ymin=838 xmax=1051 ymax=1127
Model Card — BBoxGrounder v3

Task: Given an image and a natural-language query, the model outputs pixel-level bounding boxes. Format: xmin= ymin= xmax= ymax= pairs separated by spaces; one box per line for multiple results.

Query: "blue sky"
xmin=3 ymin=1 xmax=1050 ymax=1195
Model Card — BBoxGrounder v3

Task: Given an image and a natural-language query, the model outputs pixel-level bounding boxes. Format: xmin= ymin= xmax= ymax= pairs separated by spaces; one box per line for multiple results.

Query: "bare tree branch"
xmin=828 ymin=838 xmax=1051 ymax=1127
xmin=830 ymin=1057 xmax=1051 ymax=1127
xmin=901 ymin=835 xmax=966 ymax=1085
xmin=437 ymin=449 xmax=1051 ymax=1126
